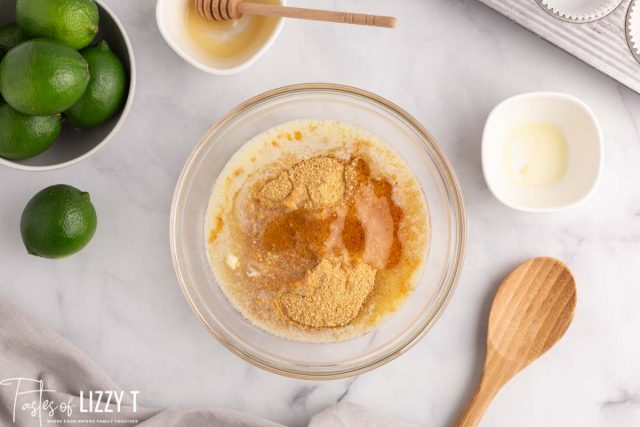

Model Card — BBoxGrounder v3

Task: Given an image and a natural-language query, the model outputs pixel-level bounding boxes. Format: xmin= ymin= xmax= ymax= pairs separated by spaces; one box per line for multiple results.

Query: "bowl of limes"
xmin=0 ymin=0 xmax=135 ymax=171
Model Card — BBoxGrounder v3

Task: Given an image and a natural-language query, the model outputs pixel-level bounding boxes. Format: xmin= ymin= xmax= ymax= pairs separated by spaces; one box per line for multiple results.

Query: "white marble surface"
xmin=1 ymin=0 xmax=640 ymax=426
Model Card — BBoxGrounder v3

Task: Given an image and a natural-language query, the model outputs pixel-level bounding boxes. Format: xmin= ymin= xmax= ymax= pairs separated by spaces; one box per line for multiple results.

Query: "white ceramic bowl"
xmin=156 ymin=0 xmax=284 ymax=75
xmin=482 ymin=92 xmax=603 ymax=212
xmin=0 ymin=0 xmax=136 ymax=171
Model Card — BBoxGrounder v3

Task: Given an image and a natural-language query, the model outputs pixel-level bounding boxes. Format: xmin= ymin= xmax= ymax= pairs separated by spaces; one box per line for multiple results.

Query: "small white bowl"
xmin=482 ymin=92 xmax=603 ymax=212
xmin=0 ymin=0 xmax=136 ymax=171
xmin=156 ymin=0 xmax=285 ymax=75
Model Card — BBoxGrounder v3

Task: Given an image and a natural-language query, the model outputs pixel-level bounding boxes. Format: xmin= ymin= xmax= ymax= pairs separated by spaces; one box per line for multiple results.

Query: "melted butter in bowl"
xmin=204 ymin=120 xmax=429 ymax=343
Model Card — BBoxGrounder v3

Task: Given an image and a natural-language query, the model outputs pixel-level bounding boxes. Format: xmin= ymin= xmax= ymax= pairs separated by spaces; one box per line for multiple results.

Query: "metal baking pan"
xmin=477 ymin=0 xmax=640 ymax=93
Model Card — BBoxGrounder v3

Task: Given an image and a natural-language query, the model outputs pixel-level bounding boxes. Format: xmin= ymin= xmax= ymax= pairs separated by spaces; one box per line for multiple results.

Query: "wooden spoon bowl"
xmin=455 ymin=257 xmax=577 ymax=426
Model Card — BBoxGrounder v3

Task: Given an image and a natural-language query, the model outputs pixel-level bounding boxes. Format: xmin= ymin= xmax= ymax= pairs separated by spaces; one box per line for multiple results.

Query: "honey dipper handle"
xmin=237 ymin=2 xmax=397 ymax=28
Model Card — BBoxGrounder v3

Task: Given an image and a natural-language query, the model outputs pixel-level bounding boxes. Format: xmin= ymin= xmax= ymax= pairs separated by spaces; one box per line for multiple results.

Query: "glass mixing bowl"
xmin=170 ymin=84 xmax=466 ymax=379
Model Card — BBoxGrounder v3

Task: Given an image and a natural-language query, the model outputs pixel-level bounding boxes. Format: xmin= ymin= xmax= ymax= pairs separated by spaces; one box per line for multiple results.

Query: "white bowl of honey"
xmin=156 ymin=0 xmax=284 ymax=75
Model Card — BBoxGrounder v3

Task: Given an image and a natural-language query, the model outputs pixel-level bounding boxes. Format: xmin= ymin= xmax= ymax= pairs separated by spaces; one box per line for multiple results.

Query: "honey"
xmin=184 ymin=0 xmax=280 ymax=61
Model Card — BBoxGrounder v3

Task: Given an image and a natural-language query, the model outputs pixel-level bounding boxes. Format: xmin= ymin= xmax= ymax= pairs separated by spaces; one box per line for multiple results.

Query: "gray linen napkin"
xmin=0 ymin=298 xmax=415 ymax=427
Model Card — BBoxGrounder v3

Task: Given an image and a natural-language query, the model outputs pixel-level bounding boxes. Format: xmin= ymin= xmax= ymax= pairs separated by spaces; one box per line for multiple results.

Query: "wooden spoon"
xmin=195 ymin=0 xmax=397 ymax=28
xmin=455 ymin=257 xmax=577 ymax=427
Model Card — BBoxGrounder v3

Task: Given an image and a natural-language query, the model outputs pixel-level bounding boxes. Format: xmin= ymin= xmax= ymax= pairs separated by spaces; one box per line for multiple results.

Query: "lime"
xmin=0 ymin=38 xmax=89 ymax=115
xmin=0 ymin=101 xmax=61 ymax=160
xmin=0 ymin=23 xmax=27 ymax=60
xmin=16 ymin=0 xmax=99 ymax=50
xmin=21 ymin=184 xmax=97 ymax=259
xmin=65 ymin=41 xmax=126 ymax=129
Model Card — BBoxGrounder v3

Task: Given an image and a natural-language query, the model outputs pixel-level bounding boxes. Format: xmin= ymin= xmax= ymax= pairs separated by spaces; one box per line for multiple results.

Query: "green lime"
xmin=65 ymin=41 xmax=126 ymax=129
xmin=0 ymin=102 xmax=61 ymax=160
xmin=0 ymin=38 xmax=89 ymax=115
xmin=0 ymin=23 xmax=27 ymax=60
xmin=21 ymin=184 xmax=97 ymax=259
xmin=16 ymin=0 xmax=99 ymax=50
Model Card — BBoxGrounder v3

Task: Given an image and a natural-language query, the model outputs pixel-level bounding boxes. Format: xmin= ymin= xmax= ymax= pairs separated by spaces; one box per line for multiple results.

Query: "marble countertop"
xmin=1 ymin=0 xmax=640 ymax=425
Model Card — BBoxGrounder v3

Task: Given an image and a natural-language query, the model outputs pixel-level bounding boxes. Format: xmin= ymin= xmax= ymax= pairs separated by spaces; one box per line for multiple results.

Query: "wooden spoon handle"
xmin=237 ymin=3 xmax=397 ymax=28
xmin=454 ymin=356 xmax=509 ymax=427
xmin=454 ymin=376 xmax=503 ymax=427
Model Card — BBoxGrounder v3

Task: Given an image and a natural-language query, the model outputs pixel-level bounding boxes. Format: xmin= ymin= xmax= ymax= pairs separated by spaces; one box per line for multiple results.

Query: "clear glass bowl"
xmin=170 ymin=84 xmax=466 ymax=379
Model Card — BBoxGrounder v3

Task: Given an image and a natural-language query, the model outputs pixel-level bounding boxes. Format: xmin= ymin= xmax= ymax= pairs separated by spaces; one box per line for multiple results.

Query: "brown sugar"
xmin=291 ymin=156 xmax=345 ymax=207
xmin=281 ymin=258 xmax=377 ymax=328
xmin=259 ymin=172 xmax=292 ymax=202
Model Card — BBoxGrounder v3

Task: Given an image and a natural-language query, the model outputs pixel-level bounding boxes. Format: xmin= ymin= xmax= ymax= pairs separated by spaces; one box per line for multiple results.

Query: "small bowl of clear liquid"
xmin=482 ymin=92 xmax=603 ymax=212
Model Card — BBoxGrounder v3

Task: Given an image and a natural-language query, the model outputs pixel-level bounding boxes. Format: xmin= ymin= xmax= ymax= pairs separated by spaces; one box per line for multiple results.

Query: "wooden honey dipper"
xmin=194 ymin=0 xmax=397 ymax=28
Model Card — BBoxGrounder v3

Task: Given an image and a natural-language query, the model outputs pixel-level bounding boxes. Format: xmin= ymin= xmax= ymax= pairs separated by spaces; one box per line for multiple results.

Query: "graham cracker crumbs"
xmin=291 ymin=156 xmax=345 ymax=207
xmin=259 ymin=172 xmax=292 ymax=202
xmin=281 ymin=258 xmax=376 ymax=328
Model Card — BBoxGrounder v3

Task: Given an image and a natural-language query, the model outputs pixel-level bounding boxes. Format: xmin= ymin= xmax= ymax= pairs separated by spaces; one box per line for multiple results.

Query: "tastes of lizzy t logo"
xmin=0 ymin=378 xmax=140 ymax=426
